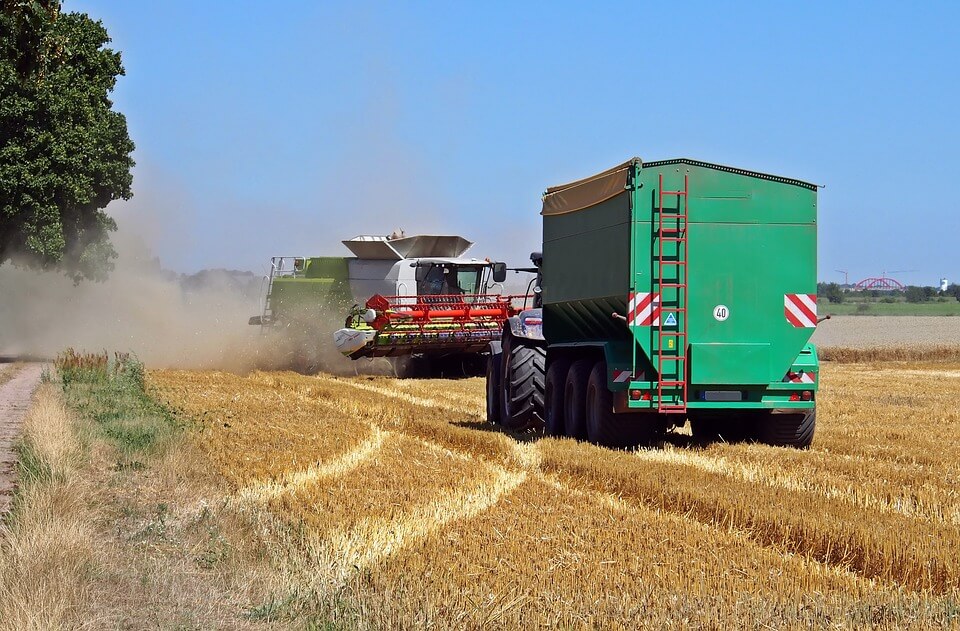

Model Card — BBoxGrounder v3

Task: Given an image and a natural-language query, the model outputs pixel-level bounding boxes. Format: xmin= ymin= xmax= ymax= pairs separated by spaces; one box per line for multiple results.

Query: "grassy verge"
xmin=0 ymin=353 xmax=278 ymax=629
xmin=0 ymin=382 xmax=92 ymax=629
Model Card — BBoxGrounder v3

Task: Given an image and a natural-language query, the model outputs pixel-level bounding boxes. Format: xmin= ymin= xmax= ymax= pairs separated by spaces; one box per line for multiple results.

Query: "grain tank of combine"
xmin=488 ymin=158 xmax=820 ymax=448
xmin=251 ymin=234 xmax=532 ymax=371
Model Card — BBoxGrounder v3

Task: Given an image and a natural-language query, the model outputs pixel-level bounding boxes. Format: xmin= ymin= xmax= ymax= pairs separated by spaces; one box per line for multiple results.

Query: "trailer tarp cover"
xmin=541 ymin=158 xmax=640 ymax=216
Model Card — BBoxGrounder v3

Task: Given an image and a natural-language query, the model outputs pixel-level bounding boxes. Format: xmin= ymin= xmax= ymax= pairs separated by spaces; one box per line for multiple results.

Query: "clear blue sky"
xmin=72 ymin=0 xmax=959 ymax=286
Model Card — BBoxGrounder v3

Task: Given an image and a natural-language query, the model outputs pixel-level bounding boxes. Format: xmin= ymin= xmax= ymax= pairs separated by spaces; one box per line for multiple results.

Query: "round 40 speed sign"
xmin=713 ymin=304 xmax=729 ymax=322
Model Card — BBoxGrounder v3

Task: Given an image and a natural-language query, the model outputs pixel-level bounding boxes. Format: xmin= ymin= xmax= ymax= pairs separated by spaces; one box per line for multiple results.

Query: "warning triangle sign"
xmin=663 ymin=312 xmax=678 ymax=327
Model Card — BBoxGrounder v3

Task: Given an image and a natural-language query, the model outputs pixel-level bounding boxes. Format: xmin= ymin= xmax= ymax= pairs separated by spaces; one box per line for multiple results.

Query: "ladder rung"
xmin=658 ymin=380 xmax=687 ymax=386
xmin=660 ymin=236 xmax=687 ymax=241
xmin=661 ymin=191 xmax=687 ymax=196
xmin=659 ymin=260 xmax=687 ymax=265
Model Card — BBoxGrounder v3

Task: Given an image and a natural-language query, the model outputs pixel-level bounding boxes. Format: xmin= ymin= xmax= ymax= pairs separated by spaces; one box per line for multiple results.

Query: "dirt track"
xmin=0 ymin=363 xmax=43 ymax=515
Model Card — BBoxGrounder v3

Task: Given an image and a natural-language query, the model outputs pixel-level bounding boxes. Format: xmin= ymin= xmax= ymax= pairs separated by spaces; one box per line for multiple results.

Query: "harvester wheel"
xmin=586 ymin=362 xmax=657 ymax=448
xmin=486 ymin=349 xmax=502 ymax=424
xmin=504 ymin=343 xmax=546 ymax=432
xmin=755 ymin=408 xmax=816 ymax=449
xmin=562 ymin=359 xmax=593 ymax=440
xmin=544 ymin=358 xmax=571 ymax=437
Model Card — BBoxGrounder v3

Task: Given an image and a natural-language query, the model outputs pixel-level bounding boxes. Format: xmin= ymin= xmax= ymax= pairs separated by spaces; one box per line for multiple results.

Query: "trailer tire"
xmin=563 ymin=359 xmax=593 ymax=440
xmin=586 ymin=362 xmax=657 ymax=448
xmin=755 ymin=408 xmax=816 ymax=449
xmin=504 ymin=343 xmax=545 ymax=432
xmin=486 ymin=349 xmax=502 ymax=425
xmin=544 ymin=358 xmax=571 ymax=437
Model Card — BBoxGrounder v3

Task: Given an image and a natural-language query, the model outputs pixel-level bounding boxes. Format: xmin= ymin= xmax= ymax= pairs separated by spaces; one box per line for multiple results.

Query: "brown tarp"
xmin=541 ymin=157 xmax=640 ymax=216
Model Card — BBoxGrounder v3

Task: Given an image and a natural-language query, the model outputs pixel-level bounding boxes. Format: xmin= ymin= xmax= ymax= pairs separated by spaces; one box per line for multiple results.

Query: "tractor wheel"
xmin=486 ymin=349 xmax=502 ymax=425
xmin=689 ymin=412 xmax=752 ymax=445
xmin=755 ymin=408 xmax=816 ymax=449
xmin=563 ymin=359 xmax=593 ymax=440
xmin=544 ymin=358 xmax=571 ymax=437
xmin=504 ymin=343 xmax=546 ymax=432
xmin=586 ymin=362 xmax=658 ymax=448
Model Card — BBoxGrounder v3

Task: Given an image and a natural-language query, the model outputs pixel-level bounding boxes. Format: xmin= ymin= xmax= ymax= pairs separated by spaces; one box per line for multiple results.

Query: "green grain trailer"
xmin=488 ymin=157 xmax=820 ymax=448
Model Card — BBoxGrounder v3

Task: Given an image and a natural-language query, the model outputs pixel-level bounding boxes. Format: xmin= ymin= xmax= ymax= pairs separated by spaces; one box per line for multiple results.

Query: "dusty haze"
xmin=0 ymin=229 xmax=275 ymax=370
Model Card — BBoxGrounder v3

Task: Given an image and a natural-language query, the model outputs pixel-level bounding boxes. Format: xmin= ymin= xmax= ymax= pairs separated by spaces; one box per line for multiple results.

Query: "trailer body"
xmin=488 ymin=157 xmax=820 ymax=448
xmin=542 ymin=158 xmax=818 ymax=412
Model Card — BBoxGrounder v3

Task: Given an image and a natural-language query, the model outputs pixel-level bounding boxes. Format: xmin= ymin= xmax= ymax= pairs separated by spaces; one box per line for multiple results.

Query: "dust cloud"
xmin=0 ymin=241 xmax=266 ymax=370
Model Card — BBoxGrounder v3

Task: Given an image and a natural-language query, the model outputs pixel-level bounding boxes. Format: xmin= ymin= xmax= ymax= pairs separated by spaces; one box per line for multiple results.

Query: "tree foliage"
xmin=818 ymin=282 xmax=844 ymax=304
xmin=904 ymin=286 xmax=928 ymax=303
xmin=0 ymin=0 xmax=134 ymax=280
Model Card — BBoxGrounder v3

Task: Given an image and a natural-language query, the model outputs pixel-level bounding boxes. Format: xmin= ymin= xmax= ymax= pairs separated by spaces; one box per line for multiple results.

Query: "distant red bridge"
xmin=853 ymin=276 xmax=905 ymax=290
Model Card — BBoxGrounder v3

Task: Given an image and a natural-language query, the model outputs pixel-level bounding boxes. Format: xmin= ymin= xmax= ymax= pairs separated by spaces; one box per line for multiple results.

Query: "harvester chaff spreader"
xmin=250 ymin=234 xmax=534 ymax=373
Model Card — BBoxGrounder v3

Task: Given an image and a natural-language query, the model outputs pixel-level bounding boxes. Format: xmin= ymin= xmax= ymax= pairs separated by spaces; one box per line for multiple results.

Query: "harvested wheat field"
xmin=150 ymin=362 xmax=960 ymax=628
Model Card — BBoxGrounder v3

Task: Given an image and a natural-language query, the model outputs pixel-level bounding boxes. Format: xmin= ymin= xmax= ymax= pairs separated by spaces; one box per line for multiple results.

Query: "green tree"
xmin=904 ymin=286 xmax=927 ymax=303
xmin=0 ymin=0 xmax=134 ymax=281
xmin=822 ymin=282 xmax=844 ymax=304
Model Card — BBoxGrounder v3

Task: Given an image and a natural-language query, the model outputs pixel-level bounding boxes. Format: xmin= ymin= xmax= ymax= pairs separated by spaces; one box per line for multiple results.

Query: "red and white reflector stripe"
xmin=783 ymin=371 xmax=816 ymax=384
xmin=784 ymin=293 xmax=817 ymax=328
xmin=628 ymin=292 xmax=661 ymax=327
xmin=613 ymin=369 xmax=645 ymax=383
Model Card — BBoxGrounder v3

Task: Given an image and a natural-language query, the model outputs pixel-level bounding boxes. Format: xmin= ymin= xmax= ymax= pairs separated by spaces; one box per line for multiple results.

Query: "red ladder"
xmin=656 ymin=173 xmax=688 ymax=413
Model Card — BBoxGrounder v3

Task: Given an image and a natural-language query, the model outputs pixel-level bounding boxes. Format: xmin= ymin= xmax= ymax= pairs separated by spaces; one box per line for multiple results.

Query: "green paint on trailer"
xmin=542 ymin=158 xmax=818 ymax=409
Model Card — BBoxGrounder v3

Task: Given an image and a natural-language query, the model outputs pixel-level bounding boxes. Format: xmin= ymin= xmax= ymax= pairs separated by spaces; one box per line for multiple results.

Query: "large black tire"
xmin=503 ymin=343 xmax=546 ymax=432
xmin=586 ymin=362 xmax=658 ymax=448
xmin=755 ymin=408 xmax=816 ymax=449
xmin=563 ymin=359 xmax=593 ymax=440
xmin=688 ymin=411 xmax=752 ymax=445
xmin=486 ymin=349 xmax=502 ymax=424
xmin=544 ymin=358 xmax=571 ymax=437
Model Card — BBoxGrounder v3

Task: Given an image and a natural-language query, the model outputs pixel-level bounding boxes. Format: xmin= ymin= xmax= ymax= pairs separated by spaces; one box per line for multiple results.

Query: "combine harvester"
xmin=488 ymin=158 xmax=821 ymax=448
xmin=250 ymin=234 xmax=534 ymax=375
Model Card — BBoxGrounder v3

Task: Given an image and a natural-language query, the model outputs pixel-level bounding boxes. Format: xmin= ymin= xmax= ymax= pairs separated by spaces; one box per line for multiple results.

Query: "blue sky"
xmin=72 ymin=1 xmax=959 ymax=286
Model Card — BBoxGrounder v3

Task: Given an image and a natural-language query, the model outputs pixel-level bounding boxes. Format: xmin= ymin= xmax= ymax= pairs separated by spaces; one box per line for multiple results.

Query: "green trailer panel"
xmin=541 ymin=158 xmax=818 ymax=410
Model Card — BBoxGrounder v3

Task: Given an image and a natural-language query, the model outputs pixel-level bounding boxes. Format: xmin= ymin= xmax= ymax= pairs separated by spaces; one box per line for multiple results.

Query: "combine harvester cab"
xmin=252 ymin=234 xmax=534 ymax=374
xmin=489 ymin=157 xmax=821 ymax=448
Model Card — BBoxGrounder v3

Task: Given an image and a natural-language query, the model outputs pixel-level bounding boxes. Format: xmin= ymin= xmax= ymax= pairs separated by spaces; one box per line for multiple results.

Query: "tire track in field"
xmin=322 ymin=466 xmax=527 ymax=576
xmin=312 ymin=374 xmax=483 ymax=417
xmin=329 ymin=374 xmax=954 ymax=525
xmin=310 ymin=374 xmax=943 ymax=591
xmin=633 ymin=447 xmax=960 ymax=526
xmin=236 ymin=424 xmax=390 ymax=503
xmin=217 ymin=370 xmax=905 ymax=595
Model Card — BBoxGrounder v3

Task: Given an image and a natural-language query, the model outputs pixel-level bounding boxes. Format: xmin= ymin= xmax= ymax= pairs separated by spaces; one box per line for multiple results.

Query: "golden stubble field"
xmin=150 ymin=361 xmax=960 ymax=628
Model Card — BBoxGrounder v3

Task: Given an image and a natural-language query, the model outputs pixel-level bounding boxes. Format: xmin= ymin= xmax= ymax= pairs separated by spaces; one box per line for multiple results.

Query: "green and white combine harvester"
xmin=250 ymin=234 xmax=535 ymax=374
xmin=487 ymin=157 xmax=823 ymax=448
